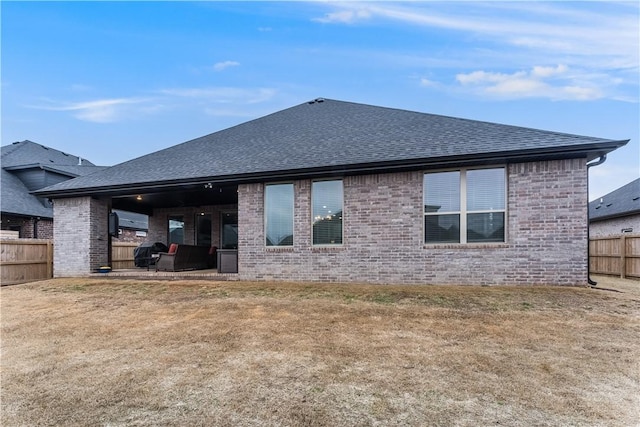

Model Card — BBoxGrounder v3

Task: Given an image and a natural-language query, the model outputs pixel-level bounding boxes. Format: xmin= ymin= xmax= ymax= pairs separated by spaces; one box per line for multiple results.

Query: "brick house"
xmin=589 ymin=178 xmax=640 ymax=238
xmin=1 ymin=140 xmax=148 ymax=241
xmin=36 ymin=99 xmax=628 ymax=285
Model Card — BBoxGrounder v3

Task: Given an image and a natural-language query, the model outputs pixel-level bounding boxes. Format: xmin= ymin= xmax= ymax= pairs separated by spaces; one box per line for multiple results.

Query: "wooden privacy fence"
xmin=0 ymin=239 xmax=53 ymax=286
xmin=111 ymin=242 xmax=139 ymax=269
xmin=589 ymin=234 xmax=640 ymax=279
xmin=0 ymin=240 xmax=139 ymax=285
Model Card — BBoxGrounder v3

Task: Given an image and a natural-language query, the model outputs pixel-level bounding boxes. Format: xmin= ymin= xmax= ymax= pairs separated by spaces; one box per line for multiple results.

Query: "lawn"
xmin=1 ymin=276 xmax=639 ymax=426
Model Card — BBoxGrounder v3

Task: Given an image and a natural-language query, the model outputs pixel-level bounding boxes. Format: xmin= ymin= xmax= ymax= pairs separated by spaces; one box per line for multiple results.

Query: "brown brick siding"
xmin=237 ymin=159 xmax=589 ymax=285
xmin=52 ymin=159 xmax=589 ymax=284
xmin=115 ymin=228 xmax=147 ymax=243
xmin=1 ymin=215 xmax=53 ymax=239
xmin=148 ymin=205 xmax=237 ymax=247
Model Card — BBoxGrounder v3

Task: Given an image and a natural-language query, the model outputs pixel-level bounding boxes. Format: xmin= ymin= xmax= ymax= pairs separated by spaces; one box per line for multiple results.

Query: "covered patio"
xmin=108 ymin=182 xmax=240 ymax=275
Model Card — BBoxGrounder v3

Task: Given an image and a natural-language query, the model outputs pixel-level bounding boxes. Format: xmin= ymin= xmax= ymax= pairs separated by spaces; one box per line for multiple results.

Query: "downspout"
xmin=586 ymin=154 xmax=607 ymax=287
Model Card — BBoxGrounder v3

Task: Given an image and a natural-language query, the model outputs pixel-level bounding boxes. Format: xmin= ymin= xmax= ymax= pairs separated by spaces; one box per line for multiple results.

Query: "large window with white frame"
xmin=424 ymin=167 xmax=505 ymax=244
xmin=265 ymin=183 xmax=294 ymax=247
xmin=312 ymin=179 xmax=343 ymax=245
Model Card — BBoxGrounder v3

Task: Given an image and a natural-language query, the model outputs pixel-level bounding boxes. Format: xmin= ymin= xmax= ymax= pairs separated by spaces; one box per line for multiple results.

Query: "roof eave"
xmin=590 ymin=210 xmax=640 ymax=222
xmin=35 ymin=139 xmax=629 ymax=199
xmin=4 ymin=163 xmax=81 ymax=177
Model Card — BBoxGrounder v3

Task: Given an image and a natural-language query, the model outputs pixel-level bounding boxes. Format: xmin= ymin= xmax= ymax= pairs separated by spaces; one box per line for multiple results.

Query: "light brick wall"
xmin=590 ymin=214 xmax=639 ymax=237
xmin=237 ymin=158 xmax=589 ymax=285
xmin=53 ymin=197 xmax=109 ymax=276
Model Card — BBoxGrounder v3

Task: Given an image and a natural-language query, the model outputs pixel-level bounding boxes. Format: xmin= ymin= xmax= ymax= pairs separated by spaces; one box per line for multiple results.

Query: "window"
xmin=424 ymin=168 xmax=505 ymax=244
xmin=195 ymin=213 xmax=212 ymax=247
xmin=312 ymin=180 xmax=343 ymax=245
xmin=265 ymin=183 xmax=294 ymax=246
xmin=168 ymin=216 xmax=184 ymax=244
xmin=221 ymin=211 xmax=238 ymax=249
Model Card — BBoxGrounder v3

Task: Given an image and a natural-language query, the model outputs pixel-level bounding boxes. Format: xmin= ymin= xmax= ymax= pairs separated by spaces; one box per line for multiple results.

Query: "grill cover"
xmin=134 ymin=242 xmax=169 ymax=267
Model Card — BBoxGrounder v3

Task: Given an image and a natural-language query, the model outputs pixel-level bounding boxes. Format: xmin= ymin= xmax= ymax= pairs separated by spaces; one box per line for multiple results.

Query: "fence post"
xmin=620 ymin=234 xmax=626 ymax=279
xmin=47 ymin=240 xmax=54 ymax=279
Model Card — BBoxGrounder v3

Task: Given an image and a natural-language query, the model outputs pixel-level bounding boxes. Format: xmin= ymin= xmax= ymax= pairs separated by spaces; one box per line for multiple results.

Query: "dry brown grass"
xmin=1 ymin=276 xmax=639 ymax=426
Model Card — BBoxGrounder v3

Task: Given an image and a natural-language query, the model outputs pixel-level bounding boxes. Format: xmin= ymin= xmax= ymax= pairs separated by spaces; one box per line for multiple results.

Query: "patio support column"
xmin=53 ymin=196 xmax=110 ymax=277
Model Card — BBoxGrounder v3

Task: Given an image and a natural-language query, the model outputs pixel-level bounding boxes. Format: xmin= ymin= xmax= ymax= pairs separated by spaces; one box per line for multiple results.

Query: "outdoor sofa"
xmin=155 ymin=244 xmax=216 ymax=272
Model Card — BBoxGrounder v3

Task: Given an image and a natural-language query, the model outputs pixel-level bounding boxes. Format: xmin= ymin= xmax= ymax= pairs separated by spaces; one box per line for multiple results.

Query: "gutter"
xmin=34 ymin=140 xmax=629 ymax=199
xmin=586 ymin=154 xmax=607 ymax=287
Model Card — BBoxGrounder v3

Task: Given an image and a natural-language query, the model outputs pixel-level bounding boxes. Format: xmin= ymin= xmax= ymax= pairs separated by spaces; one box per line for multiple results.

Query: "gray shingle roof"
xmin=113 ymin=209 xmax=148 ymax=230
xmin=34 ymin=98 xmax=627 ymax=197
xmin=589 ymin=178 xmax=640 ymax=221
xmin=1 ymin=140 xmax=102 ymax=218
xmin=2 ymin=140 xmax=96 ymax=168
xmin=1 ymin=169 xmax=53 ymax=218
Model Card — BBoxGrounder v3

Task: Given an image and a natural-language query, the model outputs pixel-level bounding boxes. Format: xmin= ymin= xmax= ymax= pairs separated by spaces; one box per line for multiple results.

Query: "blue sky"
xmin=2 ymin=1 xmax=638 ymax=200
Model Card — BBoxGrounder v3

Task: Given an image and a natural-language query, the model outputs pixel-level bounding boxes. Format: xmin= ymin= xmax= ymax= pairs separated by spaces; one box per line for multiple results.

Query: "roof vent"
xmin=308 ymin=98 xmax=325 ymax=104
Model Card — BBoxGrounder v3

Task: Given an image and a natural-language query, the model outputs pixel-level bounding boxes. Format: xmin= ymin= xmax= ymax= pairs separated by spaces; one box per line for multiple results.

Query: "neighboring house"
xmin=36 ymin=99 xmax=628 ymax=285
xmin=589 ymin=178 xmax=640 ymax=238
xmin=114 ymin=210 xmax=149 ymax=242
xmin=1 ymin=140 xmax=148 ymax=240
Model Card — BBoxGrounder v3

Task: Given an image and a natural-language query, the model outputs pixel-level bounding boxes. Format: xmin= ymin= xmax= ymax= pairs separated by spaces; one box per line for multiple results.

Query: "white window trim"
xmin=311 ymin=179 xmax=344 ymax=247
xmin=424 ymin=166 xmax=507 ymax=244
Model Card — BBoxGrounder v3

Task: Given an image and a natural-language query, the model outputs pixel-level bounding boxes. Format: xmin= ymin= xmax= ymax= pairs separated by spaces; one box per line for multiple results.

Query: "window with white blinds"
xmin=312 ymin=180 xmax=343 ymax=245
xmin=424 ymin=168 xmax=505 ymax=244
xmin=265 ymin=183 xmax=294 ymax=247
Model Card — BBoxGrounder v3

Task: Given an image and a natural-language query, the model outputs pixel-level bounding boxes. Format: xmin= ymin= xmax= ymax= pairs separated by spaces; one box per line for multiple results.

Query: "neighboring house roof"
xmin=1 ymin=140 xmax=97 ymax=168
xmin=589 ymin=178 xmax=640 ymax=222
xmin=35 ymin=98 xmax=628 ymax=198
xmin=1 ymin=168 xmax=53 ymax=217
xmin=1 ymin=140 xmax=105 ymax=219
xmin=113 ymin=209 xmax=148 ymax=231
xmin=1 ymin=141 xmax=140 ymax=229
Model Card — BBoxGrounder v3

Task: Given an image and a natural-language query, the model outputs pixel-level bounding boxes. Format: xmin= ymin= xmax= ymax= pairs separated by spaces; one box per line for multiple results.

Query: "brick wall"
xmin=0 ymin=215 xmax=53 ymax=239
xmin=53 ymin=197 xmax=109 ymax=276
xmin=590 ymin=214 xmax=639 ymax=237
xmin=238 ymin=158 xmax=589 ymax=285
xmin=147 ymin=205 xmax=237 ymax=247
xmin=115 ymin=228 xmax=147 ymax=243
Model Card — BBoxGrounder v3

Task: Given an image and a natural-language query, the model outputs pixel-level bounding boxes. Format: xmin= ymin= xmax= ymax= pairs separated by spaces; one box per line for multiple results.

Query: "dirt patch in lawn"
xmin=1 ymin=276 xmax=639 ymax=426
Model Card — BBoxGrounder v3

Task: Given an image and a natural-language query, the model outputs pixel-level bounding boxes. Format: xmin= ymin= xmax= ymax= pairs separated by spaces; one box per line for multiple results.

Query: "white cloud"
xmin=455 ymin=65 xmax=604 ymax=101
xmin=29 ymin=97 xmax=150 ymax=123
xmin=28 ymin=87 xmax=277 ymax=123
xmin=212 ymin=60 xmax=240 ymax=72
xmin=531 ymin=64 xmax=568 ymax=78
xmin=313 ymin=8 xmax=372 ymax=24
xmin=419 ymin=78 xmax=436 ymax=88
xmin=314 ymin=2 xmax=638 ymax=101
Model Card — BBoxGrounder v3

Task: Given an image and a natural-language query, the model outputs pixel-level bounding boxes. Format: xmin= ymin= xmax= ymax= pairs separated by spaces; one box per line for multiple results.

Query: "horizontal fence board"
xmin=1 ymin=240 xmax=140 ymax=285
xmin=1 ymin=239 xmax=53 ymax=285
xmin=589 ymin=234 xmax=640 ymax=279
xmin=112 ymin=242 xmax=138 ymax=269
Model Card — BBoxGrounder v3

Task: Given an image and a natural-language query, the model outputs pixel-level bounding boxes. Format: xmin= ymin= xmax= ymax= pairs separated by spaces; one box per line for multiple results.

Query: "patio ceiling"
xmin=111 ymin=184 xmax=238 ymax=214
